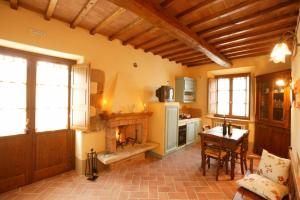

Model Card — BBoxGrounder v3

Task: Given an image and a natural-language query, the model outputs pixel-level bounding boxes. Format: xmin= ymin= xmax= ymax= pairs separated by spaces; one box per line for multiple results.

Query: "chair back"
xmin=242 ymin=132 xmax=249 ymax=152
xmin=201 ymin=134 xmax=225 ymax=157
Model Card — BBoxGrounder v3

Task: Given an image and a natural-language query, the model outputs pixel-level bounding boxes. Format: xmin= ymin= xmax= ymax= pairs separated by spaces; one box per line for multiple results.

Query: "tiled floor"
xmin=0 ymin=143 xmax=260 ymax=200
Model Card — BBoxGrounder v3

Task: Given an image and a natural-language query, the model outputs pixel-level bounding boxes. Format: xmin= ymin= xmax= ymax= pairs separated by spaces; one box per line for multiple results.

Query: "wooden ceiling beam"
xmin=176 ymin=0 xmax=222 ymax=19
xmin=162 ymin=49 xmax=196 ymax=59
xmin=71 ymin=0 xmax=99 ymax=28
xmin=45 ymin=0 xmax=58 ymax=20
xmin=9 ymin=0 xmax=18 ymax=9
xmin=161 ymin=47 xmax=193 ymax=57
xmin=90 ymin=8 xmax=126 ymax=35
xmin=175 ymin=56 xmax=208 ymax=64
xmin=155 ymin=45 xmax=189 ymax=55
xmin=215 ymin=26 xmax=295 ymax=48
xmin=109 ymin=18 xmax=144 ymax=41
xmin=169 ymin=52 xmax=204 ymax=61
xmin=183 ymin=59 xmax=211 ymax=65
xmin=106 ymin=0 xmax=231 ymax=67
xmin=160 ymin=0 xmax=176 ymax=8
xmin=134 ymin=34 xmax=165 ymax=49
xmin=219 ymin=38 xmax=278 ymax=52
xmin=188 ymin=0 xmax=259 ymax=30
xmin=186 ymin=60 xmax=212 ymax=67
xmin=224 ymin=47 xmax=271 ymax=56
xmin=199 ymin=1 xmax=300 ymax=38
xmin=145 ymin=39 xmax=178 ymax=52
xmin=122 ymin=26 xmax=156 ymax=45
xmin=208 ymin=15 xmax=298 ymax=44
xmin=227 ymin=51 xmax=270 ymax=59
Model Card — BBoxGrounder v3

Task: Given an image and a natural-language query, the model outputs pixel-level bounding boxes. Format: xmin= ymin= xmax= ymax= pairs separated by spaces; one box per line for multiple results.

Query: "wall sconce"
xmin=270 ymin=31 xmax=300 ymax=63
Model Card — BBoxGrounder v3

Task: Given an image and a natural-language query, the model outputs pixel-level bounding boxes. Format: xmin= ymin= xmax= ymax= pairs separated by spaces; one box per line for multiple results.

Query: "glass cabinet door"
xmin=272 ymin=83 xmax=285 ymax=121
xmin=259 ymin=80 xmax=270 ymax=120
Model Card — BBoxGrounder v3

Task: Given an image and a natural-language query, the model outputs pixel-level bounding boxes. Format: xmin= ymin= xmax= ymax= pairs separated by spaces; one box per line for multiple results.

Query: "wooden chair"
xmin=201 ymin=134 xmax=229 ymax=181
xmin=235 ymin=131 xmax=249 ymax=175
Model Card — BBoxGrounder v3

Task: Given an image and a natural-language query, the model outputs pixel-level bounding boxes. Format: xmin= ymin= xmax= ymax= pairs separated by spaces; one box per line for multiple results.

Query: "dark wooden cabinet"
xmin=254 ymin=70 xmax=291 ymax=158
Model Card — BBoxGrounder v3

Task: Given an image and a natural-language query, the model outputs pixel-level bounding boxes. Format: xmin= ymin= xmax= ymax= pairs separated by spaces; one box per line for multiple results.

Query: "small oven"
xmin=178 ymin=124 xmax=186 ymax=146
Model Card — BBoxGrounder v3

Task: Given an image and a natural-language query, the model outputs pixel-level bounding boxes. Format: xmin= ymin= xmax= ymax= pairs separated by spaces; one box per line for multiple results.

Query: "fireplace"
xmin=103 ymin=112 xmax=152 ymax=153
xmin=97 ymin=112 xmax=158 ymax=167
xmin=115 ymin=124 xmax=141 ymax=149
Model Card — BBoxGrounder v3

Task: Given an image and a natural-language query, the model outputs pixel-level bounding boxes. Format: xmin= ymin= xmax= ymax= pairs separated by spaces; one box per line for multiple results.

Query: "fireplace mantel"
xmin=100 ymin=112 xmax=152 ymax=121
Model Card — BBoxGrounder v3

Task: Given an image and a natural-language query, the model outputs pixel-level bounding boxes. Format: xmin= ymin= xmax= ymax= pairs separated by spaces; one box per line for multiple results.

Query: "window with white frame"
xmin=208 ymin=74 xmax=250 ymax=119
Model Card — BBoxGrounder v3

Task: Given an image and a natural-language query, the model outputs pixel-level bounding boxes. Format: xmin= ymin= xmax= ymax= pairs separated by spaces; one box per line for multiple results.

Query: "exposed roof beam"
xmin=215 ymin=26 xmax=295 ymax=48
xmin=71 ymin=0 xmax=98 ymax=28
xmin=109 ymin=18 xmax=144 ymax=41
xmin=224 ymin=47 xmax=271 ymax=56
xmin=45 ymin=0 xmax=58 ymax=20
xmin=169 ymin=52 xmax=203 ymax=61
xmin=106 ymin=0 xmax=231 ymax=67
xmin=199 ymin=1 xmax=300 ymax=38
xmin=90 ymin=8 xmax=126 ymax=35
xmin=227 ymin=51 xmax=270 ymax=59
xmin=122 ymin=26 xmax=156 ymax=45
xmin=160 ymin=0 xmax=176 ymax=8
xmin=220 ymin=39 xmax=277 ymax=53
xmin=176 ymin=56 xmax=208 ymax=64
xmin=134 ymin=34 xmax=164 ymax=49
xmin=188 ymin=0 xmax=258 ymax=30
xmin=208 ymin=15 xmax=298 ymax=43
xmin=183 ymin=59 xmax=211 ymax=65
xmin=9 ymin=0 xmax=18 ymax=9
xmin=155 ymin=45 xmax=189 ymax=55
xmin=162 ymin=49 xmax=196 ymax=59
xmin=186 ymin=60 xmax=212 ymax=67
xmin=145 ymin=39 xmax=178 ymax=52
xmin=176 ymin=0 xmax=222 ymax=19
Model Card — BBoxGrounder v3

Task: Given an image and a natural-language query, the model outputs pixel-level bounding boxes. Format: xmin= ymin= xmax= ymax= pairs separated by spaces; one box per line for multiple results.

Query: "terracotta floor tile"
xmin=0 ymin=143 xmax=259 ymax=200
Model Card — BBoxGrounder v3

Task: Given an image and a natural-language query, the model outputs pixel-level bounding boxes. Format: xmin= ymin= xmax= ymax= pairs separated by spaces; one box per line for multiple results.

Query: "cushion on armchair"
xmin=237 ymin=174 xmax=289 ymax=200
xmin=257 ymin=149 xmax=291 ymax=185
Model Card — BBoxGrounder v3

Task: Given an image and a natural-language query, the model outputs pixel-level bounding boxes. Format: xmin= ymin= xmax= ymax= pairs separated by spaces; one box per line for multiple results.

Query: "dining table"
xmin=200 ymin=126 xmax=249 ymax=180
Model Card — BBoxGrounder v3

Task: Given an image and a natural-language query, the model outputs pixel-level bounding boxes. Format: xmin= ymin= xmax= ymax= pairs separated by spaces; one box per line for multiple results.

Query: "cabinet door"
xmin=165 ymin=106 xmax=178 ymax=153
xmin=254 ymin=123 xmax=271 ymax=155
xmin=256 ymin=78 xmax=271 ymax=121
xmin=185 ymin=79 xmax=194 ymax=92
xmin=186 ymin=122 xmax=195 ymax=144
xmin=269 ymin=127 xmax=290 ymax=158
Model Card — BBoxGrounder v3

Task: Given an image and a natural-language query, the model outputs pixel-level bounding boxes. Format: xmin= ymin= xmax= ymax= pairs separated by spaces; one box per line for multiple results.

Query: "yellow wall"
xmin=291 ymin=19 xmax=300 ymax=162
xmin=0 ymin=1 xmax=187 ymax=171
xmin=184 ymin=55 xmax=291 ymax=151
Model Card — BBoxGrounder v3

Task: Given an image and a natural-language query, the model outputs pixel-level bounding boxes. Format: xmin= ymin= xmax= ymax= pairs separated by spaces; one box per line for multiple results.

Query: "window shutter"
xmin=70 ymin=64 xmax=90 ymax=131
xmin=208 ymin=78 xmax=217 ymax=114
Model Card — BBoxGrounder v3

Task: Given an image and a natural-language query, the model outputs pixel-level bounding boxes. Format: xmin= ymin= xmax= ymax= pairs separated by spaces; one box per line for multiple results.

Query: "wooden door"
xmin=165 ymin=105 xmax=178 ymax=153
xmin=0 ymin=48 xmax=75 ymax=193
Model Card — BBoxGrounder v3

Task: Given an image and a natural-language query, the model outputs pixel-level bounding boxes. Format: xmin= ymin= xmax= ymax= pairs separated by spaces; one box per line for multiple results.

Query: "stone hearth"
xmin=98 ymin=112 xmax=158 ymax=166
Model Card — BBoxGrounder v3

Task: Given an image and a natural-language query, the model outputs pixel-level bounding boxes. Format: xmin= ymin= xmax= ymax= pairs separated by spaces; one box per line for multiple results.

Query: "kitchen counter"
xmin=178 ymin=118 xmax=201 ymax=126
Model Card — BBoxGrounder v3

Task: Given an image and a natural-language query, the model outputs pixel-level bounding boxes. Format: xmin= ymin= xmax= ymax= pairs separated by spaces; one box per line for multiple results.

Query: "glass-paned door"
xmin=0 ymin=54 xmax=27 ymax=136
xmin=272 ymin=83 xmax=285 ymax=121
xmin=259 ymin=80 xmax=269 ymax=120
xmin=35 ymin=61 xmax=69 ymax=132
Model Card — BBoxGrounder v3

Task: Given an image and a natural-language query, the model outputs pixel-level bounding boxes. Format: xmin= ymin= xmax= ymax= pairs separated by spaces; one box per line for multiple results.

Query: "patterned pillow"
xmin=237 ymin=174 xmax=289 ymax=200
xmin=257 ymin=149 xmax=291 ymax=185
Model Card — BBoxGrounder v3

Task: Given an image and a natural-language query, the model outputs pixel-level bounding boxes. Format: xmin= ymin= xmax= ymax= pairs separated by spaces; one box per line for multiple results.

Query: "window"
xmin=0 ymin=55 xmax=27 ymax=136
xmin=0 ymin=48 xmax=74 ymax=137
xmin=35 ymin=61 xmax=69 ymax=132
xmin=208 ymin=74 xmax=250 ymax=119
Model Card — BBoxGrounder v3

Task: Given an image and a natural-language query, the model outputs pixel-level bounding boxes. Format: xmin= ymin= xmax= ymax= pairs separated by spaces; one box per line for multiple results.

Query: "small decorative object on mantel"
xmin=85 ymin=148 xmax=98 ymax=181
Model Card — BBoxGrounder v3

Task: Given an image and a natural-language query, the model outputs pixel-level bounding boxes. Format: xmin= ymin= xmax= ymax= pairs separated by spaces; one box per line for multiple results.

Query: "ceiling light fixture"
xmin=270 ymin=31 xmax=300 ymax=64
